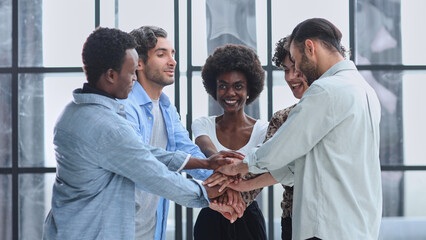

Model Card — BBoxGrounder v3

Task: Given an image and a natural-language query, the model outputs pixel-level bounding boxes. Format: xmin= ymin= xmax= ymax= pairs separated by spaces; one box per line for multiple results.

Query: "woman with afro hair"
xmin=192 ymin=44 xmax=267 ymax=240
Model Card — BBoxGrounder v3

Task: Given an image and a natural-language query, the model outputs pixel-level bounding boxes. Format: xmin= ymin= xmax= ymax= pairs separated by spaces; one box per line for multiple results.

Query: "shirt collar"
xmin=130 ymin=81 xmax=171 ymax=107
xmin=81 ymin=83 xmax=115 ymax=99
xmin=73 ymin=88 xmax=125 ymax=116
xmin=319 ymin=60 xmax=357 ymax=80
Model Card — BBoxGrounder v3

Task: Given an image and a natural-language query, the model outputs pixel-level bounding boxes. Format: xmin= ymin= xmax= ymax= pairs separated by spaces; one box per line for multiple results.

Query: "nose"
xmin=289 ymin=68 xmax=301 ymax=80
xmin=168 ymin=56 xmax=176 ymax=67
xmin=225 ymin=86 xmax=236 ymax=96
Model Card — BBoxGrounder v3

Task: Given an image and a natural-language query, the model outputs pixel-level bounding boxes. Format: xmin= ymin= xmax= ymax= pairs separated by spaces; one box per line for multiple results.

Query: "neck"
xmin=318 ymin=51 xmax=344 ymax=75
xmin=220 ymin=109 xmax=250 ymax=126
xmin=138 ymin=77 xmax=163 ymax=100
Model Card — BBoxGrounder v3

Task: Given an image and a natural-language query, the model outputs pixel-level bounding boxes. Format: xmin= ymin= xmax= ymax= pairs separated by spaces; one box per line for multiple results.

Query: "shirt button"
xmin=119 ymin=105 xmax=124 ymax=109
xmin=148 ymin=105 xmax=152 ymax=108
xmin=148 ymin=117 xmax=152 ymax=120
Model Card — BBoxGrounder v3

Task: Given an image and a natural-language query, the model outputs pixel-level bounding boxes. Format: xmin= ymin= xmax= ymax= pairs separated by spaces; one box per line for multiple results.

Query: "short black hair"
xmin=129 ymin=26 xmax=168 ymax=63
xmin=82 ymin=27 xmax=137 ymax=85
xmin=201 ymin=44 xmax=265 ymax=105
xmin=289 ymin=18 xmax=346 ymax=58
xmin=272 ymin=36 xmax=291 ymax=68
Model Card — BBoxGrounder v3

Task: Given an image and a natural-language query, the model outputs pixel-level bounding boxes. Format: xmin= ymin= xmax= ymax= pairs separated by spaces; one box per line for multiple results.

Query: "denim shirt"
xmin=42 ymin=89 xmax=209 ymax=240
xmin=120 ymin=81 xmax=212 ymax=240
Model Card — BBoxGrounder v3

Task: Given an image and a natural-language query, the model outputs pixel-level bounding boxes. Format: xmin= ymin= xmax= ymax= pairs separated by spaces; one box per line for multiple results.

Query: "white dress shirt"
xmin=245 ymin=60 xmax=382 ymax=240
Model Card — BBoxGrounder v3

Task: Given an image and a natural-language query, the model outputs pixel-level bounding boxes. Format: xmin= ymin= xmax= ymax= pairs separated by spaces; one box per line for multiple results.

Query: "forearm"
xmin=184 ymin=157 xmax=210 ymax=169
xmin=230 ymin=173 xmax=278 ymax=192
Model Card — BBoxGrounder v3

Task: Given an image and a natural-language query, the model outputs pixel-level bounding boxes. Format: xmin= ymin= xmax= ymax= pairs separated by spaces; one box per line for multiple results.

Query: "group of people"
xmin=43 ymin=18 xmax=383 ymax=240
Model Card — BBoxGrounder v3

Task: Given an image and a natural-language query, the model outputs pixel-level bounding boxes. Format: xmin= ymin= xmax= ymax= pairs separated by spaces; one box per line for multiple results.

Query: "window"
xmin=1 ymin=1 xmax=425 ymax=239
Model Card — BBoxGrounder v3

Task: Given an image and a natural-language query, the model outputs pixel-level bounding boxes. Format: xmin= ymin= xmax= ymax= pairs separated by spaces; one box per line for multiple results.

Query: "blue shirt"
xmin=120 ymin=81 xmax=212 ymax=240
xmin=43 ymin=89 xmax=210 ymax=240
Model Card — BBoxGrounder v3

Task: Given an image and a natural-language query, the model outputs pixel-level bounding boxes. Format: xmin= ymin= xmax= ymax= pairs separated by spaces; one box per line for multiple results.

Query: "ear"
xmin=105 ymin=68 xmax=116 ymax=84
xmin=137 ymin=58 xmax=144 ymax=71
xmin=304 ymin=39 xmax=315 ymax=56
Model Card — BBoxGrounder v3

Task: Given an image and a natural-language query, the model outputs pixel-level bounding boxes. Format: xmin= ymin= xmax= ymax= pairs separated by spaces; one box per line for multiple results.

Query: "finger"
xmin=218 ymin=181 xmax=229 ymax=192
xmin=226 ymin=190 xmax=234 ymax=206
xmin=221 ymin=150 xmax=245 ymax=159
xmin=203 ymin=172 xmax=223 ymax=185
xmin=208 ymin=176 xmax=229 ymax=188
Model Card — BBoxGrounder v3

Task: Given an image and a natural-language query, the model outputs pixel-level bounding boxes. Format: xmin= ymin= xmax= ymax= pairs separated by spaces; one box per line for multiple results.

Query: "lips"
xmin=291 ymin=82 xmax=303 ymax=89
xmin=224 ymin=99 xmax=237 ymax=105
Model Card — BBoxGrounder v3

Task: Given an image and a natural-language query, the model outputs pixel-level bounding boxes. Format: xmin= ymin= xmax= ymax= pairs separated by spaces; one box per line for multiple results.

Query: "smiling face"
xmin=114 ymin=49 xmax=138 ymax=99
xmin=282 ymin=55 xmax=309 ymax=99
xmin=216 ymin=71 xmax=248 ymax=113
xmin=142 ymin=37 xmax=176 ymax=87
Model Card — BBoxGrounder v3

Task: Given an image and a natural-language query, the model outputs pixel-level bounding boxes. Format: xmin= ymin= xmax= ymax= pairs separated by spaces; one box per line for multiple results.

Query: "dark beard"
xmin=300 ymin=53 xmax=320 ymax=86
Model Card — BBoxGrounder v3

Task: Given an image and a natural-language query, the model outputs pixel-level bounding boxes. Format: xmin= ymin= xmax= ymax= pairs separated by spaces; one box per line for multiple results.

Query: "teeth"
xmin=225 ymin=100 xmax=237 ymax=104
xmin=291 ymin=83 xmax=302 ymax=88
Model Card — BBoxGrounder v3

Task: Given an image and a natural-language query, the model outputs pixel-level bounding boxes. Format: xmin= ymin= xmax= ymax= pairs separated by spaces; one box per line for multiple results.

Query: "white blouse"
xmin=192 ymin=116 xmax=268 ymax=156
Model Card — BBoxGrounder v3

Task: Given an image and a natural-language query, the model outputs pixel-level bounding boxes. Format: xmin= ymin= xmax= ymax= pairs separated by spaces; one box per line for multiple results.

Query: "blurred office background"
xmin=0 ymin=0 xmax=425 ymax=239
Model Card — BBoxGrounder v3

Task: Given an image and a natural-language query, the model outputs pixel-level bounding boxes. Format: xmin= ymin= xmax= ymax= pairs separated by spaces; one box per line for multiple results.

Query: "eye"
xmin=218 ymin=84 xmax=227 ymax=89
xmin=235 ymin=84 xmax=243 ymax=90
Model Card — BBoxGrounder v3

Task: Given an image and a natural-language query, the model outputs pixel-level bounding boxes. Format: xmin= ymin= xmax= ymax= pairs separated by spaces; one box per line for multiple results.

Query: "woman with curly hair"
xmin=192 ymin=44 xmax=267 ymax=240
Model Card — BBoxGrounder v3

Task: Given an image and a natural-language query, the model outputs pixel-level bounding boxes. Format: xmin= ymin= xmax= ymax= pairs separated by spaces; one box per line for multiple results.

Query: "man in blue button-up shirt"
xmin=42 ymin=27 xmax=240 ymax=240
xmin=120 ymin=26 xmax=221 ymax=240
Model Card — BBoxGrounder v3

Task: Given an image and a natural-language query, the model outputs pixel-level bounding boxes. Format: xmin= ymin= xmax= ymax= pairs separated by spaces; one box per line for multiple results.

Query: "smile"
xmin=291 ymin=82 xmax=303 ymax=89
xmin=224 ymin=99 xmax=237 ymax=104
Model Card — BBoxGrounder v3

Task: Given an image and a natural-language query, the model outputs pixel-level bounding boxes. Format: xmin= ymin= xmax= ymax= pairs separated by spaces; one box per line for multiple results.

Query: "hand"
xmin=222 ymin=189 xmax=246 ymax=218
xmin=209 ymin=202 xmax=238 ymax=223
xmin=204 ymin=185 xmax=226 ymax=199
xmin=206 ymin=151 xmax=245 ymax=170
xmin=202 ymin=171 xmax=241 ymax=192
xmin=216 ymin=160 xmax=248 ymax=176
xmin=227 ymin=179 xmax=251 ymax=192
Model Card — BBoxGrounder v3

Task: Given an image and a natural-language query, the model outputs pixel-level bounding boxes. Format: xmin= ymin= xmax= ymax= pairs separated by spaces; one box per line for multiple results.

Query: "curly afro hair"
xmin=272 ymin=36 xmax=290 ymax=68
xmin=201 ymin=44 xmax=264 ymax=105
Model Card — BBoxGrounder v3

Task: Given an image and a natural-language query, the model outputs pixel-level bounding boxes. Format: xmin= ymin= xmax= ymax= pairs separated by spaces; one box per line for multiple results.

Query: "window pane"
xmin=114 ymin=0 xmax=175 ymax=35
xmin=18 ymin=0 xmax=95 ymax=67
xmin=401 ymin=71 xmax=426 ymax=165
xmin=356 ymin=0 xmax=426 ymax=66
xmin=272 ymin=0 xmax=349 ymax=59
xmin=192 ymin=0 xmax=267 ymax=66
xmin=0 ymin=74 xmax=12 ymax=168
xmin=401 ymin=1 xmax=426 ymax=65
xmin=379 ymin=171 xmax=426 ymax=239
xmin=355 ymin=0 xmax=401 ymax=65
xmin=19 ymin=173 xmax=55 ymax=240
xmin=272 ymin=70 xmax=298 ymax=114
xmin=360 ymin=70 xmax=426 ymax=166
xmin=18 ymin=73 xmax=86 ymax=167
xmin=0 ymin=174 xmax=12 ymax=240
xmin=0 ymin=0 xmax=12 ymax=67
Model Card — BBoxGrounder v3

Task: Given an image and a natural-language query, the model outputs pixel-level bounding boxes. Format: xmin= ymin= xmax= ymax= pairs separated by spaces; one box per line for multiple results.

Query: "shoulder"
xmin=254 ymin=119 xmax=269 ymax=132
xmin=193 ymin=116 xmax=216 ymax=126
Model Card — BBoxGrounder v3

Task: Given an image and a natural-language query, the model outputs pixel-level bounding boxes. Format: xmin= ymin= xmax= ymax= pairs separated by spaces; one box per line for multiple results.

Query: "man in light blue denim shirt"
xmin=42 ymin=27 xmax=241 ymax=240
xmin=120 ymin=25 xmax=232 ymax=240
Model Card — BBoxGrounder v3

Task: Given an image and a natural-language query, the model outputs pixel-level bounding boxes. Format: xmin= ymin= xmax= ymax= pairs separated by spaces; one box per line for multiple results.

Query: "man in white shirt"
xmin=216 ymin=18 xmax=382 ymax=240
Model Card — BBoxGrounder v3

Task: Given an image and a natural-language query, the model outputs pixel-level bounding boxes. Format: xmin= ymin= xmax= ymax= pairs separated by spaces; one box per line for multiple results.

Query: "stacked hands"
xmin=202 ymin=151 xmax=251 ymax=223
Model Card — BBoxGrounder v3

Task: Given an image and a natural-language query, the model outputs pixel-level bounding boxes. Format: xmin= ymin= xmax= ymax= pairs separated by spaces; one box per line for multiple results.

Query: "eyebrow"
xmin=217 ymin=79 xmax=246 ymax=84
xmin=154 ymin=48 xmax=175 ymax=54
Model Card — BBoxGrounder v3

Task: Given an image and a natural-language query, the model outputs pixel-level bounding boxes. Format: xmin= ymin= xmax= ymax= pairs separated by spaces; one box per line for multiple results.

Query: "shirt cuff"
xmin=269 ymin=164 xmax=294 ymax=186
xmin=177 ymin=154 xmax=191 ymax=173
xmin=244 ymin=149 xmax=268 ymax=174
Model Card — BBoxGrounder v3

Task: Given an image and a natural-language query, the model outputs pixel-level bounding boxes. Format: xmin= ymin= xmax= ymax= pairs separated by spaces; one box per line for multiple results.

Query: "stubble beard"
xmin=300 ymin=53 xmax=321 ymax=86
xmin=145 ymin=67 xmax=175 ymax=87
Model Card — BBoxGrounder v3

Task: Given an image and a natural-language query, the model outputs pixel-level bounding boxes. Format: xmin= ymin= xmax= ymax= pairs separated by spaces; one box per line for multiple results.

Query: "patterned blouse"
xmin=263 ymin=104 xmax=296 ymax=218
xmin=241 ymin=104 xmax=296 ymax=218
